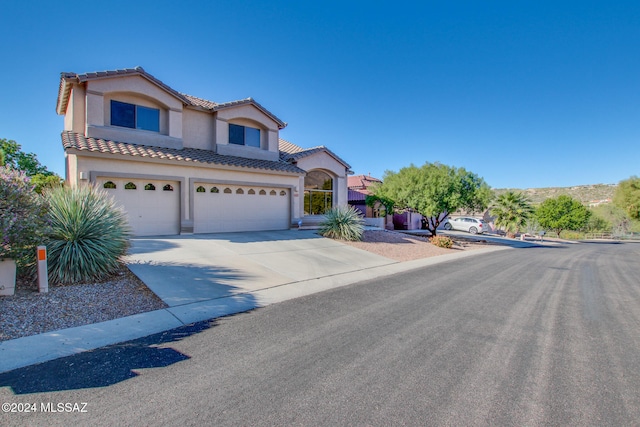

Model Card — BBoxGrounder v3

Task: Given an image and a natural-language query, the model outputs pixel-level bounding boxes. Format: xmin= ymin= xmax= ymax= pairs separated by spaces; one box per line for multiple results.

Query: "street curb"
xmin=0 ymin=245 xmax=508 ymax=374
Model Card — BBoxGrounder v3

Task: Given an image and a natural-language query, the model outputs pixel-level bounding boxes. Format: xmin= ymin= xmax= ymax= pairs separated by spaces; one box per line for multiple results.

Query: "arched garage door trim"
xmin=91 ymin=171 xmax=185 ymax=236
xmin=189 ymin=177 xmax=294 ymax=233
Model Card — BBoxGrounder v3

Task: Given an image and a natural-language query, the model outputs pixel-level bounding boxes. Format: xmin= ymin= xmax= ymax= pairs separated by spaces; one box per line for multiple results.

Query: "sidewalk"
xmin=0 ymin=239 xmax=508 ymax=374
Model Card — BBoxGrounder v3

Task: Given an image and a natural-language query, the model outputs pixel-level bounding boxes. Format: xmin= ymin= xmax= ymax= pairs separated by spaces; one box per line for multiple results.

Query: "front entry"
xmin=303 ymin=170 xmax=333 ymax=215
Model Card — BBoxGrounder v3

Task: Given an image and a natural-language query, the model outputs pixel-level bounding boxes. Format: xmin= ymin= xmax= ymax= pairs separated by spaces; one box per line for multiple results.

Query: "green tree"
xmin=372 ymin=162 xmax=491 ymax=236
xmin=536 ymin=195 xmax=591 ymax=237
xmin=585 ymin=211 xmax=611 ymax=233
xmin=0 ymin=138 xmax=56 ymax=177
xmin=613 ymin=176 xmax=640 ymax=220
xmin=590 ymin=203 xmax=637 ymax=236
xmin=30 ymin=173 xmax=64 ymax=194
xmin=490 ymin=191 xmax=534 ymax=237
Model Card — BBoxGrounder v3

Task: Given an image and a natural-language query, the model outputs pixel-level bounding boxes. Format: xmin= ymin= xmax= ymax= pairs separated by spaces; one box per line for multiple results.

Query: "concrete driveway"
xmin=127 ymin=229 xmax=396 ymax=309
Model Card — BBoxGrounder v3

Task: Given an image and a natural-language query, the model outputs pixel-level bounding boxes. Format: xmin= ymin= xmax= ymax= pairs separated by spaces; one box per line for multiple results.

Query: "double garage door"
xmin=99 ymin=177 xmax=290 ymax=236
xmin=98 ymin=177 xmax=181 ymax=237
xmin=194 ymin=183 xmax=290 ymax=233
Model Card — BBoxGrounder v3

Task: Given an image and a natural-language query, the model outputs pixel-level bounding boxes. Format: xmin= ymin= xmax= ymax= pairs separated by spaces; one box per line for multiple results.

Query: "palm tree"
xmin=490 ymin=191 xmax=534 ymax=237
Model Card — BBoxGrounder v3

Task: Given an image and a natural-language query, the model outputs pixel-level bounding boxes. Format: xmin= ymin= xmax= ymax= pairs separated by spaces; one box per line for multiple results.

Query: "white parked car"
xmin=443 ymin=217 xmax=485 ymax=234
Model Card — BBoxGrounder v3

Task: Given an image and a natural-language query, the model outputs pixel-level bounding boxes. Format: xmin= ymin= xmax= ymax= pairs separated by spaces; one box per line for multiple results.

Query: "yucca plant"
xmin=43 ymin=185 xmax=131 ymax=284
xmin=319 ymin=205 xmax=365 ymax=241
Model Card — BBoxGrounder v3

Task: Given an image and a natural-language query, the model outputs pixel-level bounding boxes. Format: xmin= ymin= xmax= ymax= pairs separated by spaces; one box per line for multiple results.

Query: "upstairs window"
xmin=229 ymin=124 xmax=260 ymax=147
xmin=111 ymin=100 xmax=159 ymax=132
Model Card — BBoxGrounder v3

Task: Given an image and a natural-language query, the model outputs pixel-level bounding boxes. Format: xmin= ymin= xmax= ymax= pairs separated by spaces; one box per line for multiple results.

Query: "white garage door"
xmin=98 ymin=178 xmax=180 ymax=236
xmin=194 ymin=184 xmax=290 ymax=233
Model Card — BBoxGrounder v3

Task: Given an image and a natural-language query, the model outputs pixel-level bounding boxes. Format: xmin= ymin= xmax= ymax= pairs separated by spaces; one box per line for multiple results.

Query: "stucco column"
xmin=168 ymin=110 xmax=182 ymax=139
xmin=335 ymin=176 xmax=347 ymax=206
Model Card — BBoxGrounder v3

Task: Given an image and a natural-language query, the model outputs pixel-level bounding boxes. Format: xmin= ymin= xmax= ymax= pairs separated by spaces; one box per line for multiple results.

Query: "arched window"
xmin=125 ymin=182 xmax=137 ymax=190
xmin=211 ymin=187 xmax=219 ymax=193
xmin=270 ymin=190 xmax=277 ymax=196
xmin=144 ymin=183 xmax=156 ymax=191
xmin=103 ymin=181 xmax=116 ymax=189
xmin=224 ymin=188 xmax=232 ymax=194
xmin=248 ymin=189 xmax=255 ymax=195
xmin=236 ymin=188 xmax=244 ymax=194
xmin=196 ymin=186 xmax=206 ymax=193
xmin=259 ymin=189 xmax=266 ymax=195
xmin=163 ymin=184 xmax=173 ymax=191
xmin=280 ymin=190 xmax=287 ymax=196
xmin=304 ymin=170 xmax=333 ymax=215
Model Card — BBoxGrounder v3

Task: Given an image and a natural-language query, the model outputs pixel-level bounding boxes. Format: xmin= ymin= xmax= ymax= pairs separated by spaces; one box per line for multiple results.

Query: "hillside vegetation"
xmin=493 ymin=184 xmax=617 ymax=205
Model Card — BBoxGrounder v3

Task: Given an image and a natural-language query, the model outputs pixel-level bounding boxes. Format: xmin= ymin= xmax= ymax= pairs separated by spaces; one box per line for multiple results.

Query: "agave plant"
xmin=43 ymin=185 xmax=131 ymax=284
xmin=319 ymin=205 xmax=365 ymax=241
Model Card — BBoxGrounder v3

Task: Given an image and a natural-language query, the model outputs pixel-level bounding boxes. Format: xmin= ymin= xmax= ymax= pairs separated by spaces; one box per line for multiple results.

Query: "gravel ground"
xmin=0 ymin=267 xmax=167 ymax=342
xmin=0 ymin=230 xmax=486 ymax=342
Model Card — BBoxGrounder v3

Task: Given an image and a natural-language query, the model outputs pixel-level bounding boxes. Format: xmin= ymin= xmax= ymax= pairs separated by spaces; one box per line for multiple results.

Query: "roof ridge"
xmin=61 ymin=131 xmax=306 ymax=175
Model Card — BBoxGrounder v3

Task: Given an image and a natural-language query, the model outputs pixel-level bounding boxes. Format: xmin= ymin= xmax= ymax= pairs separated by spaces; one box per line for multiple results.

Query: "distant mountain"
xmin=493 ymin=184 xmax=617 ymax=205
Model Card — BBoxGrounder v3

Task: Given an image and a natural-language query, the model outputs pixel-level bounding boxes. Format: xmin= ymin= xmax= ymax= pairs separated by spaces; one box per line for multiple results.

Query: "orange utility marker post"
xmin=37 ymin=246 xmax=48 ymax=293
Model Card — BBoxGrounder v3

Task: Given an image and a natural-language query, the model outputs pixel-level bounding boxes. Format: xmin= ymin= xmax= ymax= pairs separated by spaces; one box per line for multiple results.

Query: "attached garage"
xmin=98 ymin=177 xmax=181 ymax=236
xmin=193 ymin=183 xmax=290 ymax=233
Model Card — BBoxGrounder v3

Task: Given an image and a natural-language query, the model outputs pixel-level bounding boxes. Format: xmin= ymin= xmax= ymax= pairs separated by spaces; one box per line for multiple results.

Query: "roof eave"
xmin=56 ymin=74 xmax=77 ymax=115
xmin=56 ymin=67 xmax=192 ymax=116
xmin=213 ymin=98 xmax=287 ymax=129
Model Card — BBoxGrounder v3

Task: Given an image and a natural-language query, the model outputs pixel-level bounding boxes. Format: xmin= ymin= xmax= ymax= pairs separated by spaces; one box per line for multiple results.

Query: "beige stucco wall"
xmin=64 ymin=85 xmax=86 ymax=133
xmin=64 ymin=75 xmax=287 ymax=161
xmin=82 ymin=75 xmax=185 ymax=149
xmin=182 ymin=108 xmax=215 ymax=151
xmin=69 ymin=152 xmax=301 ymax=231
xmin=215 ymin=104 xmax=281 ymax=161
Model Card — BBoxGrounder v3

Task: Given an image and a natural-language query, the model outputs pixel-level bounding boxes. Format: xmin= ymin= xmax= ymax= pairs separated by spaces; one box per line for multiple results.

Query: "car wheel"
xmin=469 ymin=226 xmax=478 ymax=234
xmin=444 ymin=223 xmax=452 ymax=230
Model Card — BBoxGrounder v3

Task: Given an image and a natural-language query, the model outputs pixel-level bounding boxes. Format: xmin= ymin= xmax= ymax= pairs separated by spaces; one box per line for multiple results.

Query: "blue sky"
xmin=1 ymin=0 xmax=638 ymax=189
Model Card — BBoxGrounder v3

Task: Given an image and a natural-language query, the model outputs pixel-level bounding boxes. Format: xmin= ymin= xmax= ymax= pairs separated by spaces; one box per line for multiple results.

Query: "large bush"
xmin=43 ymin=185 xmax=131 ymax=284
xmin=535 ymin=195 xmax=591 ymax=238
xmin=319 ymin=205 xmax=365 ymax=241
xmin=0 ymin=166 xmax=48 ymax=271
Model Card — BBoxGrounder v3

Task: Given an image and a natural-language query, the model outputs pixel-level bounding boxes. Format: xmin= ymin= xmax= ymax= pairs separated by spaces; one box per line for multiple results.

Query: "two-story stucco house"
xmin=56 ymin=67 xmax=351 ymax=236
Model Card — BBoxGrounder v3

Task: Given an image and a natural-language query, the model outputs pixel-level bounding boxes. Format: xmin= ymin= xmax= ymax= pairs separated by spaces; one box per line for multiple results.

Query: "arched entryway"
xmin=304 ymin=170 xmax=333 ymax=215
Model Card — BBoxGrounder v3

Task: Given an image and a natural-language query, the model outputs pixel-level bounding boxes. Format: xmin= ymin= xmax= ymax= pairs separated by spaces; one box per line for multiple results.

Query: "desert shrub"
xmin=43 ymin=185 xmax=131 ymax=284
xmin=319 ymin=205 xmax=365 ymax=241
xmin=429 ymin=235 xmax=453 ymax=248
xmin=560 ymin=231 xmax=584 ymax=240
xmin=0 ymin=166 xmax=48 ymax=271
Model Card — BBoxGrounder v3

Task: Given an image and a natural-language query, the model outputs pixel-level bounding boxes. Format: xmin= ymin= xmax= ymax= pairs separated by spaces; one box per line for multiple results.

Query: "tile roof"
xmin=62 ymin=131 xmax=306 ymax=175
xmin=57 ymin=67 xmax=286 ymax=128
xmin=278 ymin=139 xmax=352 ymax=170
xmin=181 ymin=94 xmax=218 ymax=110
xmin=348 ymin=174 xmax=382 ymax=189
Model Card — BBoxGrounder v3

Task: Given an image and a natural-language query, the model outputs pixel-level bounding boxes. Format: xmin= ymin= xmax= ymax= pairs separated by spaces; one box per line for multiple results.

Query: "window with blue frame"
xmin=111 ymin=100 xmax=159 ymax=132
xmin=229 ymin=124 xmax=260 ymax=147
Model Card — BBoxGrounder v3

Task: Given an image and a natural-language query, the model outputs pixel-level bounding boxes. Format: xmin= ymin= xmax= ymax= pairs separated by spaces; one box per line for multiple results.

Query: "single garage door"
xmin=98 ymin=177 xmax=180 ymax=236
xmin=194 ymin=184 xmax=290 ymax=233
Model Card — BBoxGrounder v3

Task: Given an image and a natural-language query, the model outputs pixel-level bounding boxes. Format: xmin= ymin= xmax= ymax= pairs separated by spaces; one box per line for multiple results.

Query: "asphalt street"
xmin=2 ymin=241 xmax=640 ymax=426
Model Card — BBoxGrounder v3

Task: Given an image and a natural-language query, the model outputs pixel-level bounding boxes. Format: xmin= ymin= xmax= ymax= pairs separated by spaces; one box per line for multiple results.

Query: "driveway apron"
xmin=126 ymin=229 xmax=396 ymax=308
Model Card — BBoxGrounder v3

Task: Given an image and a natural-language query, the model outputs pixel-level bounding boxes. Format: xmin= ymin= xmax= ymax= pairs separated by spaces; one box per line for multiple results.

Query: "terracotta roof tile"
xmin=62 ymin=131 xmax=306 ymax=175
xmin=279 ymin=142 xmax=352 ymax=170
xmin=181 ymin=94 xmax=218 ymax=110
xmin=348 ymin=174 xmax=382 ymax=189
xmin=57 ymin=67 xmax=286 ymax=128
